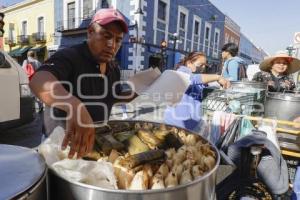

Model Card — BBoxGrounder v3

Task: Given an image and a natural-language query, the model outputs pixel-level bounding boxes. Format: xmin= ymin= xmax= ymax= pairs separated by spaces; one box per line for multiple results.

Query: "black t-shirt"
xmin=38 ymin=42 xmax=121 ymax=122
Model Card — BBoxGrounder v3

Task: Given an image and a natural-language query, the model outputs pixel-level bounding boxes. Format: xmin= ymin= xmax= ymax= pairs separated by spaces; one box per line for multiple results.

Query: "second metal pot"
xmin=230 ymin=81 xmax=267 ymax=90
xmin=264 ymin=92 xmax=300 ymax=121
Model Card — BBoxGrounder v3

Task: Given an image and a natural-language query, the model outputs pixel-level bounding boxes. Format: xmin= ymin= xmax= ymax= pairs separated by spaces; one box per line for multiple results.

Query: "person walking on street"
xmin=23 ymin=50 xmax=43 ymax=112
xmin=22 ymin=50 xmax=41 ymax=80
xmin=221 ymin=43 xmax=247 ymax=81
xmin=29 ymin=8 xmax=130 ymax=158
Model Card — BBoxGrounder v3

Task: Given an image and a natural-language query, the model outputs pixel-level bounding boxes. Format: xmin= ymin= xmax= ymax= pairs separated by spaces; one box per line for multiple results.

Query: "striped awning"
xmin=8 ymin=46 xmax=31 ymax=57
xmin=30 ymin=45 xmax=46 ymax=52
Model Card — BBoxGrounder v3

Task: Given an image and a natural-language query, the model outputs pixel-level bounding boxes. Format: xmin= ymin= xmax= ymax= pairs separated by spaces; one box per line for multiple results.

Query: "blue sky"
xmin=210 ymin=0 xmax=300 ymax=55
xmin=0 ymin=0 xmax=21 ymax=7
xmin=1 ymin=0 xmax=299 ymax=54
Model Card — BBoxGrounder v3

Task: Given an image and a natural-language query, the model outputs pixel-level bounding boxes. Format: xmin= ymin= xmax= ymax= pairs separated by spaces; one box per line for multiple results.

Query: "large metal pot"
xmin=203 ymin=81 xmax=267 ymax=115
xmin=0 ymin=144 xmax=47 ymax=200
xmin=264 ymin=92 xmax=300 ymax=121
xmin=231 ymin=81 xmax=267 ymax=115
xmin=48 ymin=120 xmax=220 ymax=200
xmin=230 ymin=81 xmax=267 ymax=90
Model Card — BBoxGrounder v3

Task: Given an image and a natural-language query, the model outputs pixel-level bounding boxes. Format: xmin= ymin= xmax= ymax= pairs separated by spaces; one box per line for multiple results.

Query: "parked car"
xmin=0 ymin=50 xmax=35 ymax=130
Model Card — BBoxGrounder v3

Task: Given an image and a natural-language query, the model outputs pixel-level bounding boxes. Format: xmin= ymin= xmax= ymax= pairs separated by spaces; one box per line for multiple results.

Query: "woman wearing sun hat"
xmin=252 ymin=51 xmax=300 ymax=92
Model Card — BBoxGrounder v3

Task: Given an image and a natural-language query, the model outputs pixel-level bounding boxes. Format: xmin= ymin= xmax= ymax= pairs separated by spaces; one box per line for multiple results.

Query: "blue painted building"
xmin=239 ymin=33 xmax=253 ymax=64
xmin=53 ymin=0 xmax=225 ymax=71
xmin=142 ymin=0 xmax=225 ymax=70
xmin=239 ymin=33 xmax=268 ymax=64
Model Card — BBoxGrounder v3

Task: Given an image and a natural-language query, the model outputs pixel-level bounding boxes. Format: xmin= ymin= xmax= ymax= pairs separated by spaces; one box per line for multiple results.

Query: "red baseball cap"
xmin=90 ymin=8 xmax=128 ymax=33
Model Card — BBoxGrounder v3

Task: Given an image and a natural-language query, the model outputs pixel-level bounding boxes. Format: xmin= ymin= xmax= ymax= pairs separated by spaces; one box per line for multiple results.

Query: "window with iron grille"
xmin=101 ymin=0 xmax=109 ymax=8
xmin=38 ymin=17 xmax=44 ymax=34
xmin=194 ymin=21 xmax=199 ymax=35
xmin=83 ymin=0 xmax=93 ymax=19
xmin=22 ymin=21 xmax=27 ymax=35
xmin=205 ymin=27 xmax=210 ymax=40
xmin=8 ymin=23 xmax=14 ymax=42
xmin=179 ymin=12 xmax=185 ymax=29
xmin=36 ymin=17 xmax=45 ymax=41
xmin=67 ymin=2 xmax=75 ymax=29
xmin=215 ymin=32 xmax=219 ymax=43
xmin=158 ymin=0 xmax=166 ymax=21
xmin=214 ymin=31 xmax=219 ymax=54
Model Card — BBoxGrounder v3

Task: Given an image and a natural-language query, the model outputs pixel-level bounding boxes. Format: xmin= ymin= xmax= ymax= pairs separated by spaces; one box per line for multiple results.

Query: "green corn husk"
xmin=113 ymin=130 xmax=136 ymax=142
xmin=128 ymin=135 xmax=150 ymax=155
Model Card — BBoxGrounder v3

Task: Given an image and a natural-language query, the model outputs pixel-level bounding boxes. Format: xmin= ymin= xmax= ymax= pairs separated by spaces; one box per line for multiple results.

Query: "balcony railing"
xmin=32 ymin=32 xmax=46 ymax=42
xmin=4 ymin=38 xmax=17 ymax=46
xmin=56 ymin=17 xmax=92 ymax=32
xmin=17 ymin=35 xmax=30 ymax=45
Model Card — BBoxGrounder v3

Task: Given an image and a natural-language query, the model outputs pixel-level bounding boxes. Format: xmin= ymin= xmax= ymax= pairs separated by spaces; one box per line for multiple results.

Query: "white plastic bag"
xmin=38 ymin=126 xmax=118 ymax=189
xmin=38 ymin=126 xmax=69 ymax=165
xmin=52 ymin=159 xmax=117 ymax=189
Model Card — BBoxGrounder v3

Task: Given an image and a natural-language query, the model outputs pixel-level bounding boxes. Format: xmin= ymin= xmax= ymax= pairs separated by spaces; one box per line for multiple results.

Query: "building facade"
xmin=1 ymin=0 xmax=55 ymax=64
xmin=143 ymin=0 xmax=225 ymax=70
xmin=53 ymin=0 xmax=132 ymax=71
xmin=53 ymin=0 xmax=225 ymax=71
xmin=224 ymin=15 xmax=240 ymax=46
xmin=239 ymin=33 xmax=267 ymax=64
xmin=251 ymin=45 xmax=267 ymax=64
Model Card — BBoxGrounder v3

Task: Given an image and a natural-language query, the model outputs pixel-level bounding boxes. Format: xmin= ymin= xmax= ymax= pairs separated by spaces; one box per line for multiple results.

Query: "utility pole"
xmin=0 ymin=13 xmax=4 ymax=50
xmin=286 ymin=45 xmax=295 ymax=56
xmin=293 ymin=33 xmax=300 ymax=89
xmin=287 ymin=44 xmax=299 ymax=88
xmin=132 ymin=0 xmax=144 ymax=71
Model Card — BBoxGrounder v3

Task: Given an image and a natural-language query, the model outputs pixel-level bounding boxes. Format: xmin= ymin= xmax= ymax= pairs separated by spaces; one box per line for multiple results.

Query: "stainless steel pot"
xmin=48 ymin=120 xmax=220 ymax=200
xmin=264 ymin=92 xmax=300 ymax=121
xmin=231 ymin=81 xmax=267 ymax=115
xmin=0 ymin=144 xmax=47 ymax=200
xmin=231 ymin=81 xmax=267 ymax=90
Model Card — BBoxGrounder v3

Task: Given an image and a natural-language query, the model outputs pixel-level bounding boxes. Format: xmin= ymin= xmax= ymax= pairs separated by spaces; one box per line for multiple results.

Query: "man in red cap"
xmin=30 ymin=8 xmax=129 ymax=158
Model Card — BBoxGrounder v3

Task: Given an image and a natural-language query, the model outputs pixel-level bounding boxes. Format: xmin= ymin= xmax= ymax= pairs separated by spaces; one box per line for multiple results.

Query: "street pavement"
xmin=0 ymin=95 xmax=172 ymax=149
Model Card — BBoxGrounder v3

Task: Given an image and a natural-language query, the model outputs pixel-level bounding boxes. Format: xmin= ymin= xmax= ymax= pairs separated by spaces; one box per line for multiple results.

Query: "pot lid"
xmin=0 ymin=145 xmax=46 ymax=200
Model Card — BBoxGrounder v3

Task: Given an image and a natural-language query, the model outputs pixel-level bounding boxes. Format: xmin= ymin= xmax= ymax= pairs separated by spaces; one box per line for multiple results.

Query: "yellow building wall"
xmin=1 ymin=0 xmax=54 ymax=61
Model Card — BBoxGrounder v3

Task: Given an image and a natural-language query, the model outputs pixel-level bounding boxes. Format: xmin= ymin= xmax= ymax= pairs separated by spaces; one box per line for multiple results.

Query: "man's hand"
xmin=29 ymin=71 xmax=95 ymax=158
xmin=218 ymin=76 xmax=231 ymax=89
xmin=62 ymin=102 xmax=95 ymax=158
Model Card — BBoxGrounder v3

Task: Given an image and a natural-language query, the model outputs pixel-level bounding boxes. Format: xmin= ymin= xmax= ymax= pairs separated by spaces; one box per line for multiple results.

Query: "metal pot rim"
xmin=231 ymin=81 xmax=267 ymax=86
xmin=267 ymin=92 xmax=300 ymax=102
xmin=49 ymin=120 xmax=220 ymax=194
xmin=231 ymin=81 xmax=266 ymax=84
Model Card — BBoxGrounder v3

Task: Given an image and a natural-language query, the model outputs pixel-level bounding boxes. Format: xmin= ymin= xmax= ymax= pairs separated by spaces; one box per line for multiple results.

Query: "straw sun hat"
xmin=259 ymin=51 xmax=300 ymax=74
